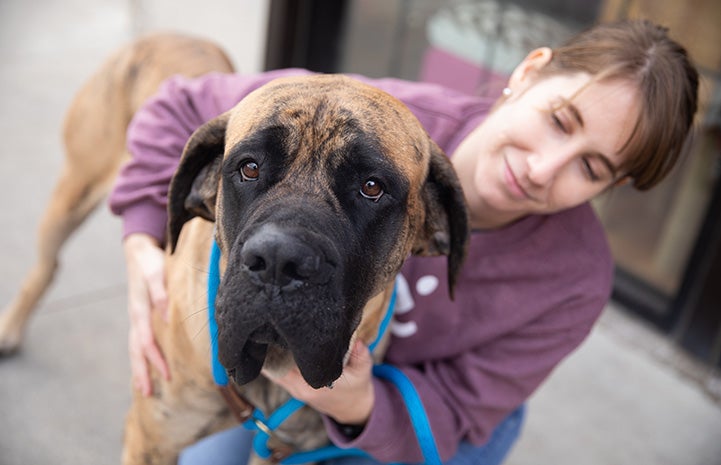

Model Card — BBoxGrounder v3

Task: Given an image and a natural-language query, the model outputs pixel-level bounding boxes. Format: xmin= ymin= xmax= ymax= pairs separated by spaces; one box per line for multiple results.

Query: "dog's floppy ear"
xmin=412 ymin=141 xmax=470 ymax=299
xmin=167 ymin=112 xmax=229 ymax=253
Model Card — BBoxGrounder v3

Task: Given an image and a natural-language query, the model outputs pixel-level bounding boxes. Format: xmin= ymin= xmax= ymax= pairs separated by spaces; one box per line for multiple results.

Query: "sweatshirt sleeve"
xmin=108 ymin=69 xmax=313 ymax=244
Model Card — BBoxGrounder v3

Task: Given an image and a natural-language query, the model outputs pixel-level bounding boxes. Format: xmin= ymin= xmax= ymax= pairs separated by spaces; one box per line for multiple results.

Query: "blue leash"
xmin=207 ymin=240 xmax=441 ymax=464
xmin=208 ymin=240 xmax=228 ymax=386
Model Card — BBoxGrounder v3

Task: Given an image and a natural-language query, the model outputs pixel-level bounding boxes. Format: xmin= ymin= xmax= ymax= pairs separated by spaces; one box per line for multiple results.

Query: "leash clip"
xmin=251 ymin=417 xmax=274 ymax=437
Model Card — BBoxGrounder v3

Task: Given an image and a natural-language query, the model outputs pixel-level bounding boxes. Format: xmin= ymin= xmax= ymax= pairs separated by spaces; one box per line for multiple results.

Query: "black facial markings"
xmin=212 ymin=81 xmax=422 ymax=387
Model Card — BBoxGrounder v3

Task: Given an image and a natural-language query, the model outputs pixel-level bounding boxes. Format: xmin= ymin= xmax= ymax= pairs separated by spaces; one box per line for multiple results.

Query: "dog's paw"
xmin=0 ymin=310 xmax=23 ymax=356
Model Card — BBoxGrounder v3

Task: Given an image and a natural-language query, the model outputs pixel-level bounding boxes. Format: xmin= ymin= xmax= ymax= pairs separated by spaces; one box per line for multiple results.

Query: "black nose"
xmin=241 ymin=224 xmax=333 ymax=288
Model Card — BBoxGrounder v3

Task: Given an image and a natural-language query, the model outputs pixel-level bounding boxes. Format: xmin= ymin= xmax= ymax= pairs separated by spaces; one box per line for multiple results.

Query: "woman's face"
xmin=455 ymin=69 xmax=640 ymax=229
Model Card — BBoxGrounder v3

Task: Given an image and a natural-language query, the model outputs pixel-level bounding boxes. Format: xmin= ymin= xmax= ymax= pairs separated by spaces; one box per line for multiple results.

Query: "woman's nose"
xmin=527 ymin=154 xmax=558 ymax=186
xmin=526 ymin=151 xmax=570 ymax=186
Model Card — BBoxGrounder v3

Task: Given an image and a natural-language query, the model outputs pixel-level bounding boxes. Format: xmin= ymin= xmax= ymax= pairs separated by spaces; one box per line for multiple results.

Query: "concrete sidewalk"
xmin=1 ymin=1 xmax=720 ymax=464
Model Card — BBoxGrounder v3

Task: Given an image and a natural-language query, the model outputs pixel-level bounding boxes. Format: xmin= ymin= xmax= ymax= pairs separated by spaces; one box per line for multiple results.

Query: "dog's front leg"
xmin=121 ymin=217 xmax=238 ymax=464
xmin=122 ymin=374 xmax=235 ymax=465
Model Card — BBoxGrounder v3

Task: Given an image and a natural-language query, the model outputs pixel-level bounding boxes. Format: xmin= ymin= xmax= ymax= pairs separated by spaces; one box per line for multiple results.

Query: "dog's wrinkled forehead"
xmin=223 ymin=74 xmax=431 ymax=184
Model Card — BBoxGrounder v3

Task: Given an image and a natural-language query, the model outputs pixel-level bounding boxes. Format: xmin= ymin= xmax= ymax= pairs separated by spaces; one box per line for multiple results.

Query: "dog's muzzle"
xmin=216 ymin=221 xmax=356 ymax=389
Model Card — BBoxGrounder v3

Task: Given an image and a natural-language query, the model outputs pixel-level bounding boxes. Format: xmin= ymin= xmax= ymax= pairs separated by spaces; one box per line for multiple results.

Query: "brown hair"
xmin=540 ymin=19 xmax=699 ymax=190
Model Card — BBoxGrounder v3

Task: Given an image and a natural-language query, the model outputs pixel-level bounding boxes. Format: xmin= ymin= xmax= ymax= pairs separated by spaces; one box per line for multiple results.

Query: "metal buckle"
xmin=252 ymin=417 xmax=274 ymax=437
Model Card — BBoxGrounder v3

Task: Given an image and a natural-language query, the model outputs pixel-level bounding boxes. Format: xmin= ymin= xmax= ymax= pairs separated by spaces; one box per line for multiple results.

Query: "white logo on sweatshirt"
xmin=390 ymin=273 xmax=439 ymax=338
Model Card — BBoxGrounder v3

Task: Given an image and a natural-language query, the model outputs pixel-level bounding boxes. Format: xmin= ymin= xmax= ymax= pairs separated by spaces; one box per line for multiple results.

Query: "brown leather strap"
xmin=218 ymin=385 xmax=255 ymax=423
xmin=217 ymin=385 xmax=297 ymax=463
xmin=269 ymin=443 xmax=295 ymax=463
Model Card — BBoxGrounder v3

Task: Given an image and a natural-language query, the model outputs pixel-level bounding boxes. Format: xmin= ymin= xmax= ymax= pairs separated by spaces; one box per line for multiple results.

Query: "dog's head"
xmin=168 ymin=75 xmax=468 ymax=389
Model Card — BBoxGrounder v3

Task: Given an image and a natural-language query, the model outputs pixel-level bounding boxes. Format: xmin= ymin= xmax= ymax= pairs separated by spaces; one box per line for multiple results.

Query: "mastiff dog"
xmin=0 ymin=35 xmax=469 ymax=464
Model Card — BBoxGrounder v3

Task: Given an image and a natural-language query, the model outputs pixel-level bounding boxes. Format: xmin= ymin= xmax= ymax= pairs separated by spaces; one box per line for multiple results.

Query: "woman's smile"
xmin=504 ymin=156 xmax=535 ymax=202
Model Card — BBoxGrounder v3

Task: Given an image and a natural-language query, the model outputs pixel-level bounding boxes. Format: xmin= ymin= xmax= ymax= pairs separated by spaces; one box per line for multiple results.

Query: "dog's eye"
xmin=240 ymin=160 xmax=260 ymax=181
xmin=360 ymin=179 xmax=384 ymax=201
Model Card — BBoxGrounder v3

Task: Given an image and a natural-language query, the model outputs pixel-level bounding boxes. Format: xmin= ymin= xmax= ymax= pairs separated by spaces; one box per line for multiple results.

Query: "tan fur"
xmin=0 ymin=33 xmax=233 ymax=355
xmin=122 ymin=219 xmax=237 ymax=464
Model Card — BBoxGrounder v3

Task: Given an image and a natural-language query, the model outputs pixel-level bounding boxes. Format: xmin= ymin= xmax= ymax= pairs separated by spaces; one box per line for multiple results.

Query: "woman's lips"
xmin=504 ymin=158 xmax=534 ymax=201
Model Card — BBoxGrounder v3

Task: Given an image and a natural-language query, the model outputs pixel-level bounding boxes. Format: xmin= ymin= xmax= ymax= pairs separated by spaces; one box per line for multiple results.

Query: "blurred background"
xmin=0 ymin=0 xmax=720 ymax=464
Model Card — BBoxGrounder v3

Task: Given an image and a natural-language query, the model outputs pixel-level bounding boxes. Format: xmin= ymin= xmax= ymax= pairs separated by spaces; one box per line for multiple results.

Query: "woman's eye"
xmin=582 ymin=158 xmax=600 ymax=182
xmin=240 ymin=160 xmax=259 ymax=181
xmin=551 ymin=112 xmax=568 ymax=134
xmin=360 ymin=178 xmax=384 ymax=201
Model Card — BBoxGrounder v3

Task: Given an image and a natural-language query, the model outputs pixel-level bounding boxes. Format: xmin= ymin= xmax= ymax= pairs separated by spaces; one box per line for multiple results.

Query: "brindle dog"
xmin=0 ymin=35 xmax=469 ymax=464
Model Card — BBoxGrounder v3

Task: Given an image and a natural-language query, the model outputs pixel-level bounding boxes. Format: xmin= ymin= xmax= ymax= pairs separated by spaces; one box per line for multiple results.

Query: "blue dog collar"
xmin=207 ymin=239 xmax=228 ymax=386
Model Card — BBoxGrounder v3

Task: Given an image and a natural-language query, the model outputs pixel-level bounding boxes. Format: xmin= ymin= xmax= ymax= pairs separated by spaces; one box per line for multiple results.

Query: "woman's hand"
xmin=123 ymin=233 xmax=170 ymax=396
xmin=263 ymin=340 xmax=375 ymax=426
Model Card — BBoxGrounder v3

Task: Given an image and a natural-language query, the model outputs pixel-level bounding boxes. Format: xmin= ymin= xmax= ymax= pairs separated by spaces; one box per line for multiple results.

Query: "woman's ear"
xmin=613 ymin=176 xmax=632 ymax=187
xmin=506 ymin=47 xmax=553 ymax=94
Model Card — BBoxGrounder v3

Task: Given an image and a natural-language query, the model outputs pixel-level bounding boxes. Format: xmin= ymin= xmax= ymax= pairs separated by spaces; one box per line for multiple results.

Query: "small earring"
xmin=502 ymin=87 xmax=512 ymax=97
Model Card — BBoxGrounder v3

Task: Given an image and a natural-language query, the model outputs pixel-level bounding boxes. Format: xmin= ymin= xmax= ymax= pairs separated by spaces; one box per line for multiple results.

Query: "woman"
xmin=110 ymin=19 xmax=698 ymax=464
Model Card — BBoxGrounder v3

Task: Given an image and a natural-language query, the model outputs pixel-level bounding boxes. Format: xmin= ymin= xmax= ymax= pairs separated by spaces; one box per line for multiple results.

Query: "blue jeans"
xmin=179 ymin=405 xmax=525 ymax=465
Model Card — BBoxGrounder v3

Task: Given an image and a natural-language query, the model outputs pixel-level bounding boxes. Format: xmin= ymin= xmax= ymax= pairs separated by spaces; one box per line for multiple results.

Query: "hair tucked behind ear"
xmin=541 ymin=19 xmax=699 ymax=190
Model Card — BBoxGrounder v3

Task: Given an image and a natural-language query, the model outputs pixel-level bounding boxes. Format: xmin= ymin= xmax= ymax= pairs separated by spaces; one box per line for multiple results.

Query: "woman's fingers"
xmin=123 ymin=233 xmax=171 ymax=395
